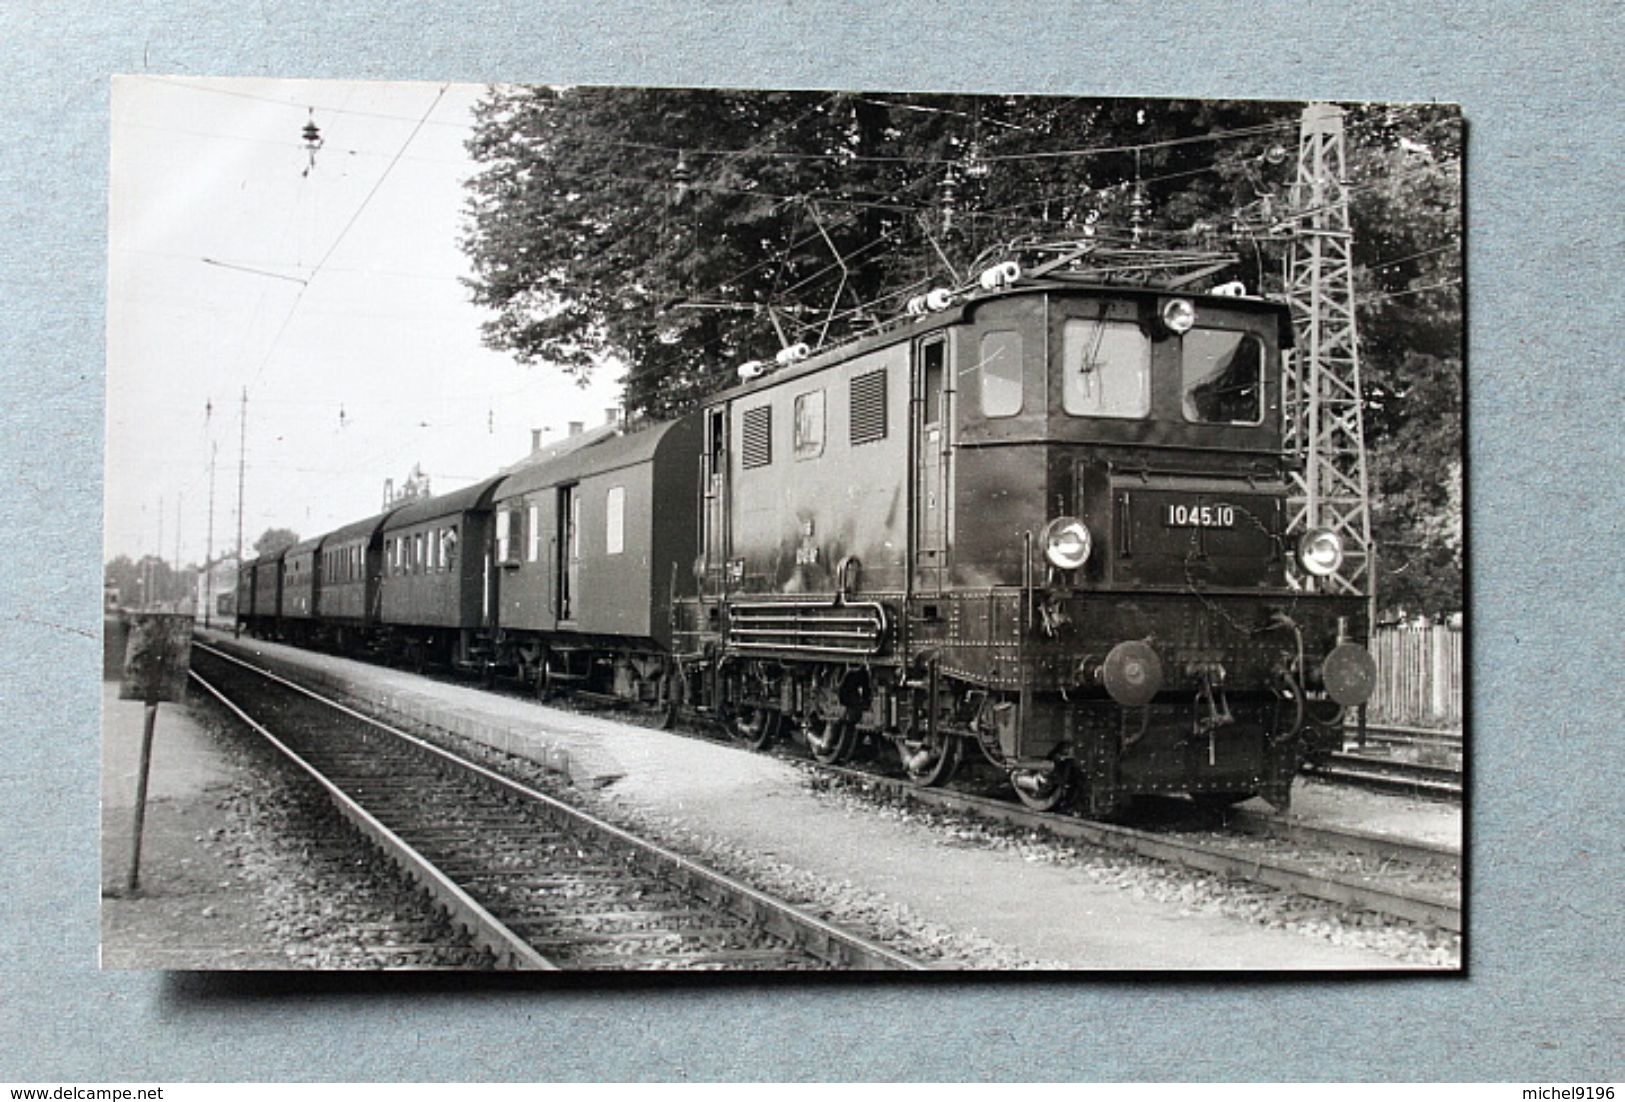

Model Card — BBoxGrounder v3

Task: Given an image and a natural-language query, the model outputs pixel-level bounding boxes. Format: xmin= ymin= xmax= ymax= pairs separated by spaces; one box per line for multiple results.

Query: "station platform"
xmin=196 ymin=631 xmax=1438 ymax=969
xmin=101 ymin=669 xmax=284 ymax=969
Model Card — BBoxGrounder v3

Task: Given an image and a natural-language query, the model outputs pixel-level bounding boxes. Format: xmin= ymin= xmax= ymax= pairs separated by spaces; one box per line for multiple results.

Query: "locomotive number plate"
xmin=1164 ymin=503 xmax=1236 ymax=528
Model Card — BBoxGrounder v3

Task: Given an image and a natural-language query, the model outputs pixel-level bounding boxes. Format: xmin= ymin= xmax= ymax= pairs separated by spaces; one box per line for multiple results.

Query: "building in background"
xmin=195 ymin=556 xmax=239 ymax=624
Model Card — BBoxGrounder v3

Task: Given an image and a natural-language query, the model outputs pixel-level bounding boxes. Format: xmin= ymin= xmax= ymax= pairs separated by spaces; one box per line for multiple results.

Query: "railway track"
xmin=1349 ymin=723 xmax=1464 ymax=752
xmin=813 ymin=763 xmax=1462 ymax=933
xmin=1308 ymin=751 xmax=1463 ymax=801
xmin=190 ymin=642 xmax=925 ymax=972
xmin=199 ymin=635 xmax=1460 ymax=937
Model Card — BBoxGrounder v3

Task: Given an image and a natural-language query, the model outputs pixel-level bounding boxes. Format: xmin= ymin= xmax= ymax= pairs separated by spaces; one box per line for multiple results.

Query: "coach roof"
xmin=496 ymin=417 xmax=692 ymax=500
xmin=322 ymin=507 xmax=403 ymax=546
xmin=382 ymin=475 xmax=507 ymax=531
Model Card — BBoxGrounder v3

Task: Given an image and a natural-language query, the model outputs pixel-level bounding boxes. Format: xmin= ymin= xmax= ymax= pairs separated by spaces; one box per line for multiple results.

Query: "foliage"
xmin=462 ymin=90 xmax=1296 ymax=417
xmin=461 ymin=91 xmax=1462 ymax=613
xmin=105 ymin=554 xmax=194 ymax=609
xmin=253 ymin=527 xmax=301 ymax=557
xmin=1345 ymin=105 xmax=1464 ymax=615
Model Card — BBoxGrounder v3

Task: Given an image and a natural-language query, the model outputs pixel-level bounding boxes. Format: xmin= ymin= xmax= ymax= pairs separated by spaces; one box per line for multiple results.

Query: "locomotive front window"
xmin=1061 ymin=318 xmax=1151 ymax=418
xmin=978 ymin=330 xmax=1023 ymax=417
xmin=1182 ymin=329 xmax=1265 ymax=425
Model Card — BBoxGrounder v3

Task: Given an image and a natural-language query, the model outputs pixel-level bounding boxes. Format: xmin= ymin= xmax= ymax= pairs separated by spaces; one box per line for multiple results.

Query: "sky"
xmin=105 ymin=76 xmax=623 ymax=566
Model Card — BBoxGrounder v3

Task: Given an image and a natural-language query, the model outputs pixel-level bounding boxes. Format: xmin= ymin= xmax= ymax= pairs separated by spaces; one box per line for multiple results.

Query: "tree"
xmin=462 ymin=90 xmax=1295 ymax=417
xmin=1344 ymin=105 xmax=1464 ymax=615
xmin=105 ymin=553 xmax=195 ymax=609
xmin=253 ymin=527 xmax=300 ymax=557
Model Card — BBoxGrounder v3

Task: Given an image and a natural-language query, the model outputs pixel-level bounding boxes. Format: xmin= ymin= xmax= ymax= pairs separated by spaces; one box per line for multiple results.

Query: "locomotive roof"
xmin=382 ymin=474 xmax=507 ymax=530
xmin=321 ymin=507 xmax=403 ymax=545
xmin=496 ymin=415 xmax=696 ymax=499
xmin=709 ymin=281 xmax=1294 ymax=405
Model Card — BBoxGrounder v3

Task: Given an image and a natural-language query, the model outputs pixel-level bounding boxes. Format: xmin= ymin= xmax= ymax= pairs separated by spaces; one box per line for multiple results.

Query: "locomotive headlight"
xmin=1042 ymin=516 xmax=1092 ymax=570
xmin=1160 ymin=297 xmax=1197 ymax=334
xmin=1297 ymin=527 xmax=1345 ymax=577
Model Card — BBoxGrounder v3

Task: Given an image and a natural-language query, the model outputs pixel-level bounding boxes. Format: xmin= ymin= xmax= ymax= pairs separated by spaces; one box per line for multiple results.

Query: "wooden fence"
xmin=1366 ymin=624 xmax=1463 ymax=728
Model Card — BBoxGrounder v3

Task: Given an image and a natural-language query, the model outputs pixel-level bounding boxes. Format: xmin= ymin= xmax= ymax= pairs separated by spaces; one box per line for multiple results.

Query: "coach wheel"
xmin=1011 ymin=761 xmax=1074 ymax=812
xmin=733 ymin=705 xmax=780 ymax=751
xmin=535 ymin=656 xmax=559 ymax=702
xmin=806 ymin=714 xmax=856 ymax=765
xmin=659 ymin=666 xmax=684 ymax=729
xmin=902 ymin=731 xmax=962 ymax=787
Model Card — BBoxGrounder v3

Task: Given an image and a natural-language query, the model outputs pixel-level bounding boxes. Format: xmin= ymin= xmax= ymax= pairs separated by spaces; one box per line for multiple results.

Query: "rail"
xmin=192 ymin=641 xmax=925 ymax=971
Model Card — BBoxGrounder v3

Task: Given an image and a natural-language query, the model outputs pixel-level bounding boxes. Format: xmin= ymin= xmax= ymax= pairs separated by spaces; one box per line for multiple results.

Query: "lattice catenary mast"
xmin=1282 ymin=102 xmax=1373 ymax=600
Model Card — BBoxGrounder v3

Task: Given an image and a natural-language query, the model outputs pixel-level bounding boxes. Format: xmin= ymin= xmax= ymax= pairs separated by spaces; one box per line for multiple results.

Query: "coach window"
xmin=497 ymin=509 xmax=512 ymax=563
xmin=606 ymin=486 xmax=625 ymax=554
xmin=442 ymin=527 xmax=458 ymax=568
xmin=793 ymin=390 xmax=825 ymax=460
xmin=1182 ymin=329 xmax=1265 ymax=425
xmin=1062 ymin=318 xmax=1151 ymax=418
xmin=978 ymin=330 xmax=1023 ymax=417
xmin=527 ymin=505 xmax=541 ymax=562
xmin=414 ymin=532 xmax=426 ymax=573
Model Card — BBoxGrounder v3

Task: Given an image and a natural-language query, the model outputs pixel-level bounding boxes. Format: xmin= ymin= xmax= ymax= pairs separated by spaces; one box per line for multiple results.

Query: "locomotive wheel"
xmin=806 ymin=715 xmax=856 ymax=765
xmin=902 ymin=732 xmax=962 ymax=787
xmin=732 ymin=705 xmax=780 ymax=751
xmin=1011 ymin=762 xmax=1074 ymax=812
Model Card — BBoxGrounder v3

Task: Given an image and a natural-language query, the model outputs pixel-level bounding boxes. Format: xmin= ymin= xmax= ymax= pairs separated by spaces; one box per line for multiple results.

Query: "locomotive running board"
xmin=725 ymin=599 xmax=888 ymax=657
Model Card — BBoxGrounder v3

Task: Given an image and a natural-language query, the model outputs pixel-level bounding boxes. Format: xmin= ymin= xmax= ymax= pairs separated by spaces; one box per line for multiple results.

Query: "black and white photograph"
xmin=102 ymin=79 xmax=1465 ymax=972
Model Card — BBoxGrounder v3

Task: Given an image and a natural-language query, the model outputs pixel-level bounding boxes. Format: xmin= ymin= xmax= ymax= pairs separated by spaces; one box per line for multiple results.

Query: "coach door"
xmin=700 ymin=407 xmax=727 ymax=598
xmin=557 ymin=484 xmax=580 ymax=621
xmin=913 ymin=336 xmax=948 ymax=592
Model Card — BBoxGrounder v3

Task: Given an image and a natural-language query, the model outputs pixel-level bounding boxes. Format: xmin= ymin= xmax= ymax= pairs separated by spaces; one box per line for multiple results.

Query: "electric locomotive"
xmin=231 ymin=262 xmax=1376 ymax=820
xmin=674 ymin=267 xmax=1376 ymax=816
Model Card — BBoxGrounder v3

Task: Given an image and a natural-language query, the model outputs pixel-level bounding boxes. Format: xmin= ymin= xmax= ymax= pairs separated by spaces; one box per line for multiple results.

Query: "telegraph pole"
xmin=205 ymin=442 xmax=217 ymax=628
xmin=235 ymin=387 xmax=246 ymax=636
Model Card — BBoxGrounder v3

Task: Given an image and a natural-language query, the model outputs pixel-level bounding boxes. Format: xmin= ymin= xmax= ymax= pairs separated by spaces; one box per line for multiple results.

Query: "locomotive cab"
xmin=912 ymin=283 xmax=1375 ymax=814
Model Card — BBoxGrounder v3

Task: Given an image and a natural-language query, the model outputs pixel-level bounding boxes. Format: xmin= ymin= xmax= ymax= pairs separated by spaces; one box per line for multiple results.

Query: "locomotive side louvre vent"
xmin=741 ymin=405 xmax=773 ymax=468
xmin=850 ymin=368 xmax=888 ymax=445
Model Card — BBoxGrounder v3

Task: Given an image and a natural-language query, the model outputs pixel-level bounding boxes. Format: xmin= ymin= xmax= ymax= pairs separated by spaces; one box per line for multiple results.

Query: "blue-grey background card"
xmin=3 ymin=0 xmax=1619 ymax=1082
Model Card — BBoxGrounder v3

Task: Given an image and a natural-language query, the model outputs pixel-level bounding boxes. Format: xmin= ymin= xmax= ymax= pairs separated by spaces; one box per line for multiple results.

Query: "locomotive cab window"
xmin=920 ymin=341 xmax=944 ymax=426
xmin=977 ymin=330 xmax=1023 ymax=417
xmin=793 ymin=390 xmax=825 ymax=460
xmin=1182 ymin=329 xmax=1265 ymax=425
xmin=1062 ymin=318 xmax=1151 ymax=418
